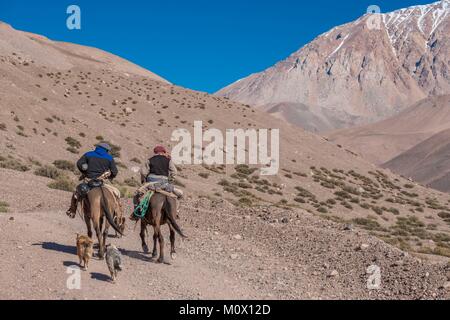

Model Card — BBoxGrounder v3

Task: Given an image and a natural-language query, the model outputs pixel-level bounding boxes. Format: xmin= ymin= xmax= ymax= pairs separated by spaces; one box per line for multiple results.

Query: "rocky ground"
xmin=1 ymin=182 xmax=449 ymax=300
xmin=1 ymin=20 xmax=450 ymax=300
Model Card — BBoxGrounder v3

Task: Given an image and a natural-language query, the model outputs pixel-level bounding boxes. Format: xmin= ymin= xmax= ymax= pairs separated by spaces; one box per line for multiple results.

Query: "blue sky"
xmin=0 ymin=0 xmax=436 ymax=92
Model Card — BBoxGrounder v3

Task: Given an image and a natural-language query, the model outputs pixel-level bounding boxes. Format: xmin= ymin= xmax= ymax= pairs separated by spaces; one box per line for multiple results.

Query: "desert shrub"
xmin=295 ymin=186 xmax=315 ymax=199
xmin=123 ymin=177 xmax=140 ymax=187
xmin=438 ymin=212 xmax=450 ymax=221
xmin=34 ymin=165 xmax=61 ymax=179
xmin=238 ymin=182 xmax=252 ymax=189
xmin=218 ymin=179 xmax=231 ymax=187
xmin=391 ymin=216 xmax=426 ymax=238
xmin=0 ymin=201 xmax=9 ymax=213
xmin=425 ymin=198 xmax=447 ymax=210
xmin=404 ymin=184 xmax=415 ymax=189
xmin=0 ymin=123 xmax=6 ymax=131
xmin=53 ymin=160 xmax=76 ymax=172
xmin=321 ymin=181 xmax=336 ymax=189
xmin=96 ymin=135 xmax=104 ymax=141
xmin=401 ymin=191 xmax=419 ymax=198
xmin=372 ymin=206 xmax=384 ymax=215
xmin=238 ymin=197 xmax=253 ymax=206
xmin=334 ymin=190 xmax=351 ymax=199
xmin=115 ymin=185 xmax=134 ymax=199
xmin=65 ymin=137 xmax=81 ymax=149
xmin=130 ymin=157 xmax=141 ymax=164
xmin=0 ymin=157 xmax=30 ymax=172
xmin=48 ymin=176 xmax=75 ymax=192
xmin=198 ymin=172 xmax=209 ymax=179
xmin=360 ymin=202 xmax=371 ymax=209
xmin=342 ymin=185 xmax=361 ymax=196
xmin=294 ymin=172 xmax=307 ymax=177
xmin=341 ymin=201 xmax=353 ymax=210
xmin=235 ymin=164 xmax=258 ymax=176
xmin=388 ymin=207 xmax=400 ymax=215
xmin=294 ymin=197 xmax=306 ymax=203
xmin=317 ymin=207 xmax=328 ymax=213
xmin=66 ymin=147 xmax=79 ymax=154
xmin=352 ymin=217 xmax=382 ymax=230
xmin=28 ymin=158 xmax=42 ymax=166
xmin=350 ymin=197 xmax=360 ymax=204
xmin=418 ymin=246 xmax=450 ymax=258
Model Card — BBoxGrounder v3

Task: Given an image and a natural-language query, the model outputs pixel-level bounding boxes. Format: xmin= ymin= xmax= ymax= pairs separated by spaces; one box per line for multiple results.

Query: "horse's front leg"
xmin=152 ymin=209 xmax=165 ymax=264
xmin=85 ymin=217 xmax=93 ymax=239
xmin=83 ymin=204 xmax=93 ymax=239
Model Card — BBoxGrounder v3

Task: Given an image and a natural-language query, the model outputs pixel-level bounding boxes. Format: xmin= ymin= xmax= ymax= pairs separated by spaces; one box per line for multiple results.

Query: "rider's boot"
xmin=129 ymin=192 xmax=141 ymax=221
xmin=66 ymin=193 xmax=79 ymax=219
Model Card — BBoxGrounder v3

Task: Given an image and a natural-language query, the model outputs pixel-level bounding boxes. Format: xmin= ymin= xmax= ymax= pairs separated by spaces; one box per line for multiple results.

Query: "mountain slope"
xmin=217 ymin=0 xmax=450 ymax=131
xmin=1 ymin=21 xmax=450 ymax=279
xmin=383 ymin=128 xmax=450 ymax=192
xmin=0 ymin=22 xmax=167 ymax=82
xmin=327 ymin=95 xmax=450 ymax=164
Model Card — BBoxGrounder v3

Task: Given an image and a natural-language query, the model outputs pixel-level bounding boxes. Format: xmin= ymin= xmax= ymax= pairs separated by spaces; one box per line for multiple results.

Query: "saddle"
xmin=137 ymin=180 xmax=177 ymax=199
xmin=76 ymin=179 xmax=104 ymax=199
xmin=76 ymin=171 xmax=120 ymax=199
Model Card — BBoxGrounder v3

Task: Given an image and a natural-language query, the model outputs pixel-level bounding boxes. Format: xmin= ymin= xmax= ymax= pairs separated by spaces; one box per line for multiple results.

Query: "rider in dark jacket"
xmin=66 ymin=143 xmax=118 ymax=218
xmin=77 ymin=143 xmax=118 ymax=180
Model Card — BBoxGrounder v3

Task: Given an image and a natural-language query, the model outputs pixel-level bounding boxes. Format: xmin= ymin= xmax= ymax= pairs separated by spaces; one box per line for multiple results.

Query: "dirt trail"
xmin=1 ymin=198 xmax=449 ymax=300
xmin=0 ymin=208 xmax=263 ymax=300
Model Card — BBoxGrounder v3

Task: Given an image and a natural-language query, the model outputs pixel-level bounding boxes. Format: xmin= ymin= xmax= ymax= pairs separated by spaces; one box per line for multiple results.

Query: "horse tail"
xmin=100 ymin=187 xmax=123 ymax=236
xmin=166 ymin=198 xmax=187 ymax=239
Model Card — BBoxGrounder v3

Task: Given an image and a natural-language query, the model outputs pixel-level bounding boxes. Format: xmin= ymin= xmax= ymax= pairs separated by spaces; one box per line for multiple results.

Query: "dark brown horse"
xmin=140 ymin=192 xmax=186 ymax=264
xmin=83 ymin=187 xmax=125 ymax=259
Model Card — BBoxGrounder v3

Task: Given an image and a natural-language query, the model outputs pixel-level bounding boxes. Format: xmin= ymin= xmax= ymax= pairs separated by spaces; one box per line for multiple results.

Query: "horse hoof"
xmin=142 ymin=245 xmax=150 ymax=254
xmin=171 ymin=253 xmax=177 ymax=260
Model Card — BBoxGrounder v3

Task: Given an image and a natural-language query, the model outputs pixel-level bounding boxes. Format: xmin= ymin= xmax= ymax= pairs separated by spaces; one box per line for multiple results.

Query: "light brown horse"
xmin=82 ymin=187 xmax=125 ymax=259
xmin=140 ymin=192 xmax=186 ymax=264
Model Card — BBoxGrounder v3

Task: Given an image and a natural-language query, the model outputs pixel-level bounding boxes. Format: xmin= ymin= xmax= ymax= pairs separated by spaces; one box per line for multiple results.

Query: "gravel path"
xmin=1 ymin=197 xmax=449 ymax=300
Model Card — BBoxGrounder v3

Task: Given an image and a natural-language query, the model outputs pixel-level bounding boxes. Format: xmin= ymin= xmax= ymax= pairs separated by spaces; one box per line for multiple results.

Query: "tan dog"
xmin=76 ymin=234 xmax=94 ymax=271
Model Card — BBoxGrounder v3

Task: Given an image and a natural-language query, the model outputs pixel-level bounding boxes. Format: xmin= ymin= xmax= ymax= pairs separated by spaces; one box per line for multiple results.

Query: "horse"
xmin=82 ymin=187 xmax=126 ymax=259
xmin=139 ymin=192 xmax=186 ymax=264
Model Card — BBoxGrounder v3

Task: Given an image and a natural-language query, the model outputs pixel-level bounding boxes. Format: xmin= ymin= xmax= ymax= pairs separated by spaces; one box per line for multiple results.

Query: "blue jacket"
xmin=77 ymin=147 xmax=118 ymax=179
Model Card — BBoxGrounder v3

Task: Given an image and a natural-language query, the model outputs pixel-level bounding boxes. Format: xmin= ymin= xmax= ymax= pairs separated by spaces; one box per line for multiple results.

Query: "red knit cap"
xmin=154 ymin=145 xmax=167 ymax=154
